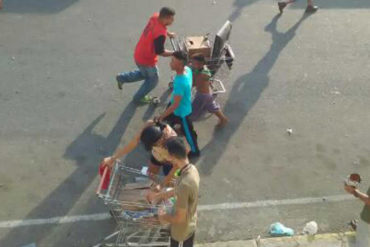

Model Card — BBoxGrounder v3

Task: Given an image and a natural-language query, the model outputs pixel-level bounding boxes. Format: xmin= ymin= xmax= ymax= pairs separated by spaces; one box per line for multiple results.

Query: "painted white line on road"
xmin=0 ymin=213 xmax=111 ymax=228
xmin=197 ymin=194 xmax=353 ymax=211
xmin=0 ymin=194 xmax=354 ymax=228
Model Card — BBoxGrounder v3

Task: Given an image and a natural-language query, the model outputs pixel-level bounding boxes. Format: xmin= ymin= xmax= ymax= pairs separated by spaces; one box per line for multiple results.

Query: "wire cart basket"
xmin=169 ymin=20 xmax=235 ymax=95
xmin=94 ymin=161 xmax=174 ymax=247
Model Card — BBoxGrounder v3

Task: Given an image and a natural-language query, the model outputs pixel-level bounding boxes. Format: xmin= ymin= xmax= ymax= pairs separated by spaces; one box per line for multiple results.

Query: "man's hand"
xmin=167 ymin=32 xmax=176 ymax=38
xmin=153 ymin=116 xmax=163 ymax=123
xmin=158 ymin=207 xmax=168 ymax=225
xmin=146 ymin=190 xmax=159 ymax=204
xmin=344 ymin=184 xmax=356 ymax=195
xmin=102 ymin=156 xmax=115 ymax=169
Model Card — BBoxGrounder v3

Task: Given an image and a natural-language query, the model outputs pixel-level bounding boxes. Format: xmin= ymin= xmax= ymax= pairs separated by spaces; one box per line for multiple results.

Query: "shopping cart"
xmin=169 ymin=20 xmax=235 ymax=95
xmin=94 ymin=161 xmax=174 ymax=247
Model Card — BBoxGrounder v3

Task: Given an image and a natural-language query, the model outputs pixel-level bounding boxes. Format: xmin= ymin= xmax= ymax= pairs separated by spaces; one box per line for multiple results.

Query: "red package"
xmin=98 ymin=163 xmax=111 ymax=190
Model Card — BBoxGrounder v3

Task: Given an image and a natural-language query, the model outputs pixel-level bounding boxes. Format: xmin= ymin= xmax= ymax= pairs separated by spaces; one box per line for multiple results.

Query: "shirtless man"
xmin=189 ymin=54 xmax=228 ymax=127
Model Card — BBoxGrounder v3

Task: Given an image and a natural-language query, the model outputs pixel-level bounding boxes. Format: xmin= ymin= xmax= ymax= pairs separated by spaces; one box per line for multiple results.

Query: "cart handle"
xmin=170 ymin=37 xmax=177 ymax=51
xmin=96 ymin=165 xmax=109 ymax=196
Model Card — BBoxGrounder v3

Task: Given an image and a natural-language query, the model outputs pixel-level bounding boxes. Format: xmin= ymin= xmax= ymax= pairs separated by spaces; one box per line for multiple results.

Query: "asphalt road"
xmin=1 ymin=0 xmax=370 ymax=246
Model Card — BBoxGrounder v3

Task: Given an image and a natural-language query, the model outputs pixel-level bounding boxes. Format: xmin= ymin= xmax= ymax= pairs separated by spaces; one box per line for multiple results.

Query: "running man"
xmin=116 ymin=7 xmax=176 ymax=104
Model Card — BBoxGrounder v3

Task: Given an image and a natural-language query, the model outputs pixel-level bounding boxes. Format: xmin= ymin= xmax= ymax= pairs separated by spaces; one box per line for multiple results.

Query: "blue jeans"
xmin=116 ymin=63 xmax=159 ymax=103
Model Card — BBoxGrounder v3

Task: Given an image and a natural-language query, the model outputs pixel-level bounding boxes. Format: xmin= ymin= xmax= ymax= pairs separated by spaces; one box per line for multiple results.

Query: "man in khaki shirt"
xmin=147 ymin=137 xmax=199 ymax=247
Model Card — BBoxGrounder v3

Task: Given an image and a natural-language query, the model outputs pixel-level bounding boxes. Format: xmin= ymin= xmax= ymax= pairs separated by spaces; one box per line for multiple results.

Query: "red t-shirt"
xmin=134 ymin=13 xmax=167 ymax=67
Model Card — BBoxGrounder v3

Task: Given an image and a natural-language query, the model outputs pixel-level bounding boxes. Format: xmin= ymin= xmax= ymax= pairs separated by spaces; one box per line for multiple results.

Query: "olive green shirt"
xmin=170 ymin=164 xmax=200 ymax=242
xmin=360 ymin=186 xmax=370 ymax=223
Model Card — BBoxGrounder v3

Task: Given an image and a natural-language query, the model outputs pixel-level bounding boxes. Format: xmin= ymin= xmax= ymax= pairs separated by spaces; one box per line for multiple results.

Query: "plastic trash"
xmin=303 ymin=221 xmax=318 ymax=235
xmin=286 ymin=128 xmax=293 ymax=135
xmin=141 ymin=166 xmax=148 ymax=176
xmin=269 ymin=222 xmax=294 ymax=237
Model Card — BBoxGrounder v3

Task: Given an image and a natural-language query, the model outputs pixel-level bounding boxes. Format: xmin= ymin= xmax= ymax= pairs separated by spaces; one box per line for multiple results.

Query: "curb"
xmin=196 ymin=232 xmax=356 ymax=247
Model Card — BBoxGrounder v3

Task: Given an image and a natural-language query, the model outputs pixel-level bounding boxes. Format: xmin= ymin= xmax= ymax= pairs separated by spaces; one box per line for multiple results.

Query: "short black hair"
xmin=165 ymin=137 xmax=187 ymax=160
xmin=159 ymin=7 xmax=176 ymax=18
xmin=191 ymin=53 xmax=206 ymax=64
xmin=173 ymin=50 xmax=188 ymax=65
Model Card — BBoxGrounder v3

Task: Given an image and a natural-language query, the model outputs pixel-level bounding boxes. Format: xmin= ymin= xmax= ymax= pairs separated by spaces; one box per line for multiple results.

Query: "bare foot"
xmin=216 ymin=118 xmax=229 ymax=128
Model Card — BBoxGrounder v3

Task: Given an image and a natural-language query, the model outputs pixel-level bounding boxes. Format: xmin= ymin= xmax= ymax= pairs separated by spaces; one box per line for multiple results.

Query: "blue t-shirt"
xmin=171 ymin=66 xmax=193 ymax=117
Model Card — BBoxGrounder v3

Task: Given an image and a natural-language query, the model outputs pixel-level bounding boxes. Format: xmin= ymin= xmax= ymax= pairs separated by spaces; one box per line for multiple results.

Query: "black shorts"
xmin=150 ymin=155 xmax=172 ymax=176
xmin=170 ymin=233 xmax=195 ymax=247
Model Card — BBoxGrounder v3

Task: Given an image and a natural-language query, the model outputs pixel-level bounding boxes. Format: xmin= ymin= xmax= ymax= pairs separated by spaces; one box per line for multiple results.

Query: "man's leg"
xmin=170 ymin=233 xmax=195 ymax=247
xmin=189 ymin=92 xmax=207 ymax=122
xmin=180 ymin=116 xmax=200 ymax=156
xmin=306 ymin=0 xmax=318 ymax=12
xmin=214 ymin=110 xmax=228 ymax=127
xmin=206 ymin=96 xmax=228 ymax=127
xmin=132 ymin=65 xmax=159 ymax=104
xmin=278 ymin=0 xmax=295 ymax=13
xmin=116 ymin=65 xmax=145 ymax=90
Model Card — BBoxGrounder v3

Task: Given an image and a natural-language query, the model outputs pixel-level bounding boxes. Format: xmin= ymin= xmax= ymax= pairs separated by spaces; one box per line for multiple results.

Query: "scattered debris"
xmin=349 ymin=219 xmax=358 ymax=231
xmin=212 ymin=0 xmax=216 ymax=4
xmin=303 ymin=221 xmax=318 ymax=235
xmin=286 ymin=128 xmax=293 ymax=135
xmin=11 ymin=56 xmax=16 ymax=61
xmin=269 ymin=222 xmax=294 ymax=237
xmin=330 ymin=90 xmax=341 ymax=95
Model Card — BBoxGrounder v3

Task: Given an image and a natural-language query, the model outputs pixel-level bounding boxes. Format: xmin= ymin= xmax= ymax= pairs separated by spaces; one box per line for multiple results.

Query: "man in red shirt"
xmin=116 ymin=7 xmax=176 ymax=104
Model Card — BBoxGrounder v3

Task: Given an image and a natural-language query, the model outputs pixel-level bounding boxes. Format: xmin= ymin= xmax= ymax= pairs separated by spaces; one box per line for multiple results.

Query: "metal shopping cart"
xmin=169 ymin=20 xmax=235 ymax=95
xmin=94 ymin=161 xmax=174 ymax=247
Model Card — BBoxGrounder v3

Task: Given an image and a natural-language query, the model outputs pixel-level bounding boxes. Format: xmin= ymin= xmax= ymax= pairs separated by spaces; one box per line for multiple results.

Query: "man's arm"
xmin=159 ymin=95 xmax=181 ymax=121
xmin=154 ymin=36 xmax=173 ymax=57
xmin=102 ymin=121 xmax=154 ymax=168
xmin=159 ymin=207 xmax=186 ymax=224
xmin=147 ymin=188 xmax=175 ymax=203
xmin=159 ymin=184 xmax=189 ymax=225
xmin=354 ymin=189 xmax=370 ymax=205
xmin=344 ymin=185 xmax=370 ymax=206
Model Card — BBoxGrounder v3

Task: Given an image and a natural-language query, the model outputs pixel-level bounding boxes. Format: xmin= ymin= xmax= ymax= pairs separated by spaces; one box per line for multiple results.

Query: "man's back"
xmin=171 ymin=66 xmax=193 ymax=117
xmin=134 ymin=13 xmax=167 ymax=66
xmin=171 ymin=164 xmax=199 ymax=242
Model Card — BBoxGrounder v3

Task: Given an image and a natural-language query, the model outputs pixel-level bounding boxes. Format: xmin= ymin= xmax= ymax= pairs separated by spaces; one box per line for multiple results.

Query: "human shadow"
xmin=288 ymin=0 xmax=370 ymax=9
xmin=142 ymin=89 xmax=172 ymax=121
xmin=2 ymin=0 xmax=78 ymax=14
xmin=0 ymin=103 xmax=138 ymax=246
xmin=228 ymin=0 xmax=260 ymax=22
xmin=199 ymin=13 xmax=310 ymax=175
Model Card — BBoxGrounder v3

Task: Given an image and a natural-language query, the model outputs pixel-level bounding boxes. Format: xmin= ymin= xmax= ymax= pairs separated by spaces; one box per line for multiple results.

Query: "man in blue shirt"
xmin=157 ymin=51 xmax=200 ymax=157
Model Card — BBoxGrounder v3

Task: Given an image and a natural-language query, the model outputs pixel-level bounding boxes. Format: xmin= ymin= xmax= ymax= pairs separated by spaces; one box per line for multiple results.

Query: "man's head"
xmin=164 ymin=137 xmax=187 ymax=166
xmin=159 ymin=7 xmax=175 ymax=26
xmin=140 ymin=125 xmax=164 ymax=151
xmin=170 ymin=51 xmax=188 ymax=71
xmin=191 ymin=54 xmax=206 ymax=70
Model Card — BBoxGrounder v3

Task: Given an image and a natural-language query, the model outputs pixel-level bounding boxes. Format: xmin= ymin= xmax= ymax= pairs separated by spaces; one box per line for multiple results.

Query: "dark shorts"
xmin=170 ymin=233 xmax=195 ymax=247
xmin=190 ymin=92 xmax=220 ymax=121
xmin=150 ymin=155 xmax=173 ymax=176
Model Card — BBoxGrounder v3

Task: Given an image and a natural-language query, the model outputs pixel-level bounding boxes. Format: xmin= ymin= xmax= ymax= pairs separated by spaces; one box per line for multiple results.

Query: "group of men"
xmin=116 ymin=7 xmax=228 ymax=156
xmin=104 ymin=7 xmax=206 ymax=247
xmin=102 ymin=5 xmax=370 ymax=247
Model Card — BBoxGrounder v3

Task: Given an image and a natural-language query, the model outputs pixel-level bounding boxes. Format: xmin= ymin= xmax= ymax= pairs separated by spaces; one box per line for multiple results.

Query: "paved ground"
xmin=1 ymin=0 xmax=370 ymax=246
xmin=197 ymin=232 xmax=357 ymax=247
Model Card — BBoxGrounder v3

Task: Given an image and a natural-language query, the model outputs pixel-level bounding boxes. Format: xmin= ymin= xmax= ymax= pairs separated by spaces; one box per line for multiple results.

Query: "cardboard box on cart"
xmin=184 ymin=36 xmax=211 ymax=59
